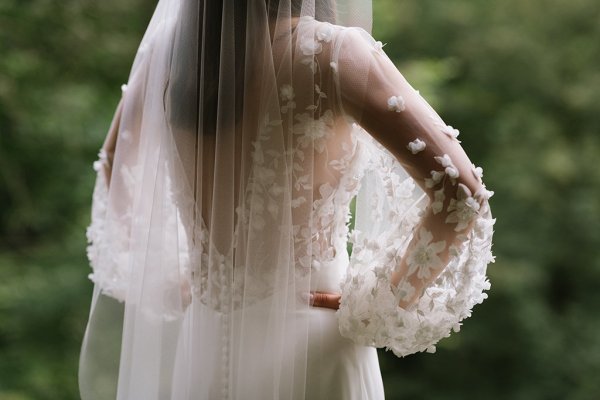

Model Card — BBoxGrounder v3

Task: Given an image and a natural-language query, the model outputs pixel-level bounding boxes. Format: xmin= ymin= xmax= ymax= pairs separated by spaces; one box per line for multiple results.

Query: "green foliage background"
xmin=1 ymin=0 xmax=599 ymax=399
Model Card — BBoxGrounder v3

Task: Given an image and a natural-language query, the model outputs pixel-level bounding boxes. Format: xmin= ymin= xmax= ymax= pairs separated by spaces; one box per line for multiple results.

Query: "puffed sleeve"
xmin=332 ymin=27 xmax=496 ymax=357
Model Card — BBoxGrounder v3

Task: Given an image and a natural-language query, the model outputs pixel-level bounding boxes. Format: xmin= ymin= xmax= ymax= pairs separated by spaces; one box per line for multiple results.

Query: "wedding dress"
xmin=79 ymin=1 xmax=495 ymax=399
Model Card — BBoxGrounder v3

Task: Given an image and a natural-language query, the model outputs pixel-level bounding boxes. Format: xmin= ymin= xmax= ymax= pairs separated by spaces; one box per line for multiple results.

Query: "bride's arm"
xmin=97 ymin=98 xmax=124 ymax=187
xmin=342 ymin=30 xmax=491 ymax=304
xmin=322 ymin=28 xmax=494 ymax=356
xmin=313 ymin=29 xmax=491 ymax=310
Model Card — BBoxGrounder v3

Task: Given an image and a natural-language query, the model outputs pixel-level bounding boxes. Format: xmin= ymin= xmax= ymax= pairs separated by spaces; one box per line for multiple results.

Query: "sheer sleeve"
xmin=86 ymin=61 xmax=148 ymax=302
xmin=333 ymin=28 xmax=495 ymax=357
xmin=86 ymin=96 xmax=123 ymax=297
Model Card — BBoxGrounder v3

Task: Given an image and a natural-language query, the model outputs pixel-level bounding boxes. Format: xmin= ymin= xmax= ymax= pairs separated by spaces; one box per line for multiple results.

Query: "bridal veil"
xmin=79 ymin=0 xmax=494 ymax=399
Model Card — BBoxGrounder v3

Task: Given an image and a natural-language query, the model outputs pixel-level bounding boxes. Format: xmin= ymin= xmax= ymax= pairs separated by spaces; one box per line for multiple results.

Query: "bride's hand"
xmin=310 ymin=292 xmax=341 ymax=310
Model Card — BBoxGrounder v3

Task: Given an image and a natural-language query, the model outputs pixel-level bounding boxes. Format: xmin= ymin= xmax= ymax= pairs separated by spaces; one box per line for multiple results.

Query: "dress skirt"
xmin=168 ymin=299 xmax=384 ymax=400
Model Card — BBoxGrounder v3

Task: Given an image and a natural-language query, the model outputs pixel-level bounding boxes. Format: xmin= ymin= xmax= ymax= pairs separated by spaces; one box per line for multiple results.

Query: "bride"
xmin=79 ymin=0 xmax=495 ymax=399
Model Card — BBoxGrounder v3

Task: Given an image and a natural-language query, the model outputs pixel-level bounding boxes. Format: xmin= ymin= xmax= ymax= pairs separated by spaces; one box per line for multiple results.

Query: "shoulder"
xmin=328 ymin=24 xmax=388 ymax=66
xmin=296 ymin=17 xmax=380 ymax=50
xmin=297 ymin=17 xmax=387 ymax=66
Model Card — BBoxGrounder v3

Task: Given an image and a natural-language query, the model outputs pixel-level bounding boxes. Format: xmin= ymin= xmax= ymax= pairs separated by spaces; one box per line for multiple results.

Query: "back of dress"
xmin=79 ymin=1 xmax=494 ymax=399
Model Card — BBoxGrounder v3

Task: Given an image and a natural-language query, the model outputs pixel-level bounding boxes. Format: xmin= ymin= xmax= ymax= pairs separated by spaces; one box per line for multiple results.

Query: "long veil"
xmin=80 ymin=0 xmax=496 ymax=398
xmin=79 ymin=1 xmax=374 ymax=399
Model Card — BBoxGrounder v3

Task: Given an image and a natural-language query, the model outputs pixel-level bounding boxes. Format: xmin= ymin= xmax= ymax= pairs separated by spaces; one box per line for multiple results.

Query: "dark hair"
xmin=166 ymin=0 xmax=335 ymax=134
xmin=267 ymin=0 xmax=335 ymax=22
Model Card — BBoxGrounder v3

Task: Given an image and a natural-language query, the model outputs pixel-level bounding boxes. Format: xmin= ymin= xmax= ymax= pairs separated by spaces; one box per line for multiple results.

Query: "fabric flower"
xmin=291 ymin=197 xmax=307 ymax=209
xmin=446 ymin=184 xmax=481 ymax=231
xmin=475 ymin=187 xmax=494 ymax=201
xmin=300 ymin=38 xmax=323 ymax=56
xmin=280 ymin=84 xmax=295 ymax=101
xmin=294 ymin=110 xmax=333 ymax=152
xmin=395 ymin=279 xmax=416 ymax=303
xmin=315 ymin=84 xmax=327 ymax=99
xmin=441 ymin=125 xmax=460 ymax=140
xmin=373 ymin=266 xmax=389 ymax=281
xmin=406 ymin=228 xmax=446 ymax=280
xmin=387 ymin=96 xmax=406 ymax=113
xmin=316 ymin=24 xmax=334 ymax=42
xmin=445 ymin=165 xmax=460 ymax=179
xmin=330 ymin=61 xmax=338 ymax=74
xmin=472 ymin=164 xmax=484 ymax=180
xmin=407 ymin=138 xmax=426 ymax=154
xmin=425 ymin=170 xmax=445 ymax=189
xmin=431 ymin=189 xmax=445 ymax=214
xmin=92 ymin=160 xmax=103 ymax=172
xmin=434 ymin=154 xmax=453 ymax=168
xmin=435 ymin=154 xmax=460 ymax=180
xmin=93 ymin=149 xmax=109 ymax=172
xmin=280 ymin=84 xmax=296 ymax=113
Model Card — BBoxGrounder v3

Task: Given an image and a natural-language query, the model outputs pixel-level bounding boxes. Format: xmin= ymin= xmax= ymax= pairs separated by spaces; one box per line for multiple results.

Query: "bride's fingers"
xmin=311 ymin=292 xmax=341 ymax=310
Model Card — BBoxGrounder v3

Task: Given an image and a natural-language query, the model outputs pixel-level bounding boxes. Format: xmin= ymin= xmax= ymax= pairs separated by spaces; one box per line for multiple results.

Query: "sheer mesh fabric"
xmin=79 ymin=1 xmax=494 ymax=399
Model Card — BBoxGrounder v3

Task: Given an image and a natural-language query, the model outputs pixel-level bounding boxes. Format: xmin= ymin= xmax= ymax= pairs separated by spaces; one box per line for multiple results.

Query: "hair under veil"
xmin=80 ymin=0 xmax=494 ymax=398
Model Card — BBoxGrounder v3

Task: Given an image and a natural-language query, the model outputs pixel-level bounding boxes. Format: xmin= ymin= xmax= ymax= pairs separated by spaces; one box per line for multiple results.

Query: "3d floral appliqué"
xmin=387 ymin=96 xmax=406 ymax=113
xmin=407 ymin=139 xmax=426 ymax=154
xmin=435 ymin=154 xmax=460 ymax=180
xmin=441 ymin=125 xmax=460 ymax=140
xmin=406 ymin=227 xmax=446 ymax=280
xmin=446 ymin=183 xmax=481 ymax=232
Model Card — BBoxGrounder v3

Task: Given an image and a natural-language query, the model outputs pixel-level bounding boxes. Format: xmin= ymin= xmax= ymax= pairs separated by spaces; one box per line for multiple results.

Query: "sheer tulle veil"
xmin=80 ymin=0 xmax=496 ymax=397
xmin=79 ymin=1 xmax=375 ymax=399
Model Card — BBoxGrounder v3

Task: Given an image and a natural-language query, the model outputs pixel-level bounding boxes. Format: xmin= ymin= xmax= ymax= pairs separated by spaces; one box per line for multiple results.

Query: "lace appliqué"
xmin=337 ymin=132 xmax=495 ymax=357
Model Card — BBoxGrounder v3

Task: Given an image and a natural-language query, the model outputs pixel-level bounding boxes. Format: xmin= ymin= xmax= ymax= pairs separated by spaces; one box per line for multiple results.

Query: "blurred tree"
xmin=372 ymin=1 xmax=600 ymax=399
xmin=0 ymin=0 xmax=599 ymax=399
xmin=0 ymin=1 xmax=155 ymax=398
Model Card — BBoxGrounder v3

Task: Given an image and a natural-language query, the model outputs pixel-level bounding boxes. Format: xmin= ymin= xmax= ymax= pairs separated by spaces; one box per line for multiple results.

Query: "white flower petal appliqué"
xmin=373 ymin=41 xmax=385 ymax=53
xmin=434 ymin=154 xmax=453 ymax=168
xmin=92 ymin=150 xmax=109 ymax=172
xmin=387 ymin=96 xmax=406 ymax=113
xmin=434 ymin=154 xmax=460 ymax=180
xmin=315 ymin=84 xmax=327 ymax=99
xmin=475 ymin=186 xmax=495 ymax=202
xmin=425 ymin=170 xmax=445 ymax=189
xmin=445 ymin=165 xmax=460 ymax=179
xmin=407 ymin=138 xmax=426 ymax=154
xmin=446 ymin=183 xmax=481 ymax=231
xmin=291 ymin=197 xmax=307 ymax=209
xmin=300 ymin=38 xmax=323 ymax=56
xmin=330 ymin=61 xmax=338 ymax=74
xmin=316 ymin=24 xmax=334 ymax=43
xmin=280 ymin=84 xmax=295 ymax=101
xmin=431 ymin=189 xmax=445 ymax=214
xmin=406 ymin=227 xmax=447 ymax=280
xmin=441 ymin=125 xmax=460 ymax=140
xmin=280 ymin=84 xmax=297 ymax=113
xmin=372 ymin=266 xmax=388 ymax=280
xmin=472 ymin=164 xmax=484 ymax=180
xmin=121 ymin=84 xmax=128 ymax=93
xmin=294 ymin=110 xmax=334 ymax=153
xmin=395 ymin=279 xmax=416 ymax=303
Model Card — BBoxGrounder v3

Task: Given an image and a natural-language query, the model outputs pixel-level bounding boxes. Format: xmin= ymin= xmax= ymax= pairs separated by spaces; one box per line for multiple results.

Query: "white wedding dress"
xmin=80 ymin=5 xmax=494 ymax=399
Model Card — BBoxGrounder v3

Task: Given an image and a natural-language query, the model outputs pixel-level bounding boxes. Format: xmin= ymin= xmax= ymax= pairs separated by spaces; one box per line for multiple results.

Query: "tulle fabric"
xmin=80 ymin=1 xmax=381 ymax=399
xmin=79 ymin=1 xmax=494 ymax=399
